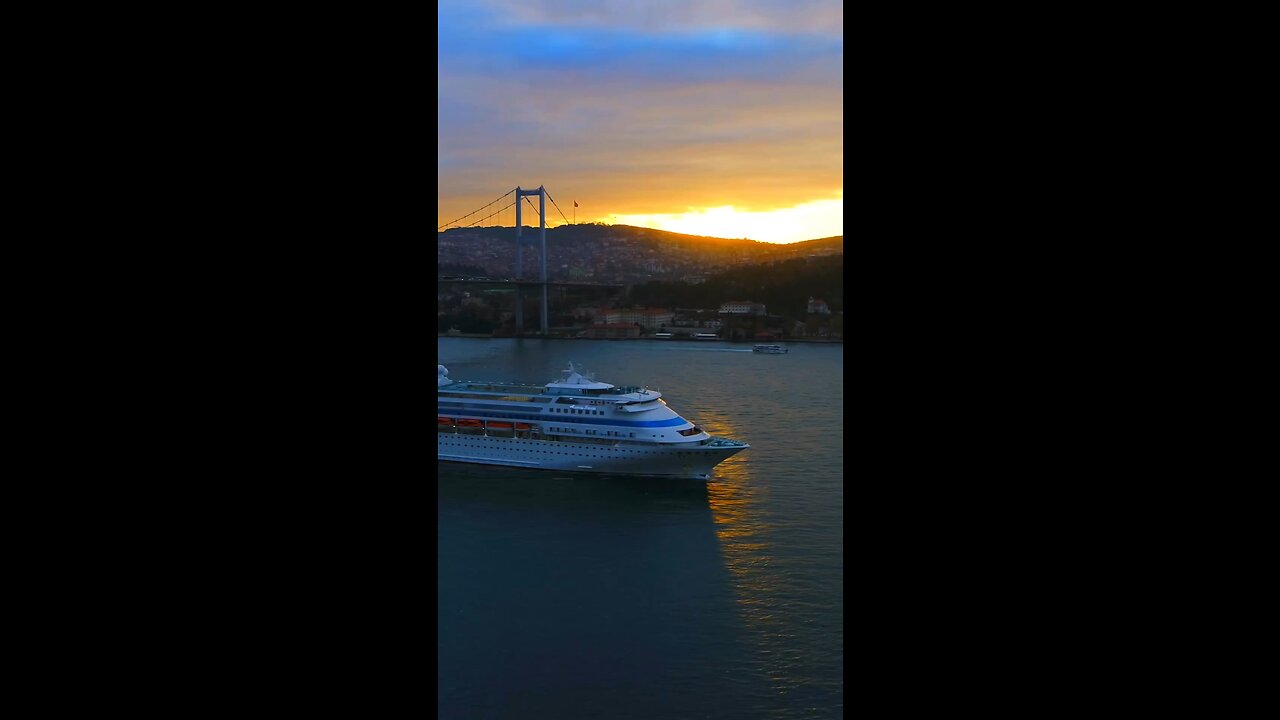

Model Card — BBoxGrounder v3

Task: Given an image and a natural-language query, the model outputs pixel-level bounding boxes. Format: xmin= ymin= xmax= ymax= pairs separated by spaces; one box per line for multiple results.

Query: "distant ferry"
xmin=692 ymin=333 xmax=719 ymax=340
xmin=752 ymin=344 xmax=788 ymax=354
xmin=653 ymin=332 xmax=673 ymax=339
xmin=438 ymin=362 xmax=748 ymax=480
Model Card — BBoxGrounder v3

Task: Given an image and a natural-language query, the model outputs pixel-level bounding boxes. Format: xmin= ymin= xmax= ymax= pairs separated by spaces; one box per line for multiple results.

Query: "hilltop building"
xmin=577 ymin=307 xmax=672 ymax=330
xmin=807 ymin=297 xmax=831 ymax=315
xmin=719 ymin=300 xmax=766 ymax=315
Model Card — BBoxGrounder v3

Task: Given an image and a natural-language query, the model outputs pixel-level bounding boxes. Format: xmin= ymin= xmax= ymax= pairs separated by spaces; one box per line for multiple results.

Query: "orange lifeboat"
xmin=514 ymin=423 xmax=532 ymax=431
xmin=438 ymin=417 xmax=452 ymax=425
xmin=487 ymin=421 xmax=513 ymax=430
xmin=456 ymin=419 xmax=482 ymax=427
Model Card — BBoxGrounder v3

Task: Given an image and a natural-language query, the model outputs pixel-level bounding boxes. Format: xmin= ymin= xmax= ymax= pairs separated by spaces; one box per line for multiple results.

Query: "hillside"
xmin=625 ymin=254 xmax=843 ymax=317
xmin=438 ymin=224 xmax=842 ymax=284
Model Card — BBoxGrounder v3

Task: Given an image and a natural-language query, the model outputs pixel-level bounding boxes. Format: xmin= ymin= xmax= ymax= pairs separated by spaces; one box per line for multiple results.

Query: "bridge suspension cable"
xmin=522 ymin=195 xmax=541 ymax=221
xmin=440 ymin=186 xmax=573 ymax=230
xmin=438 ymin=188 xmax=516 ymax=231
xmin=458 ymin=200 xmax=518 ymax=228
xmin=519 ymin=190 xmax=573 ymax=227
xmin=543 ymin=190 xmax=572 ymax=226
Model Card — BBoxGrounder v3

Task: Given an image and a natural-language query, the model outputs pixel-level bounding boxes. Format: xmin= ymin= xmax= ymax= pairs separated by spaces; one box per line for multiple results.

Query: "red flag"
xmin=574 ymin=201 xmax=579 ymax=207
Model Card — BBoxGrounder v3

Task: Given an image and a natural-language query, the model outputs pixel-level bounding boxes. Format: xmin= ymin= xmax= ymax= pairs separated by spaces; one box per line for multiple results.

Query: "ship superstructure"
xmin=437 ymin=362 xmax=748 ymax=480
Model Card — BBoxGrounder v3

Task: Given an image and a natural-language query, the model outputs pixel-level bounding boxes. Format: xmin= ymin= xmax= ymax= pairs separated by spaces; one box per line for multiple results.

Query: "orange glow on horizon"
xmin=604 ymin=194 xmax=842 ymax=244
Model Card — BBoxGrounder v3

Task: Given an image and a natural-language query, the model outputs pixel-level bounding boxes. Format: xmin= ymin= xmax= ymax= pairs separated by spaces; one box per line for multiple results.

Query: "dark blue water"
xmin=438 ymin=338 xmax=843 ymax=719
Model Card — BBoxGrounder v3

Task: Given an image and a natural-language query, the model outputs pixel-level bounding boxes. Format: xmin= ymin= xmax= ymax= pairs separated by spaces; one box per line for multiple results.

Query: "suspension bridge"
xmin=438 ymin=185 xmax=622 ymax=335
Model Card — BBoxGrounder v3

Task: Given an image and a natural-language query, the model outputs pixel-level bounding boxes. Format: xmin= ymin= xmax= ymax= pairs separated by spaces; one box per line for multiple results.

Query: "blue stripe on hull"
xmin=436 ymin=403 xmax=688 ymax=428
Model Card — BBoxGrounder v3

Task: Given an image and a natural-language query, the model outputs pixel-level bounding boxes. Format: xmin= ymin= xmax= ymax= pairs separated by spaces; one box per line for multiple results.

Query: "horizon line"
xmin=438 ymin=222 xmax=843 ymax=245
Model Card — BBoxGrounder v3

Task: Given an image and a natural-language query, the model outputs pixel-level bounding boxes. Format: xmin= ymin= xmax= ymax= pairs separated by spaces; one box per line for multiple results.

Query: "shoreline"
xmin=438 ymin=333 xmax=842 ymax=343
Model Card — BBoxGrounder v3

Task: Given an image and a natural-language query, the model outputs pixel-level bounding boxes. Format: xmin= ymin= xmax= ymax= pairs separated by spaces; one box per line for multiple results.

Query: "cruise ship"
xmin=438 ymin=362 xmax=749 ymax=479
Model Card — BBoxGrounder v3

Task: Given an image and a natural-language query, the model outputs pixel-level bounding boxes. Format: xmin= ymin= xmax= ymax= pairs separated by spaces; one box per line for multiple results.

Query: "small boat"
xmin=438 ymin=417 xmax=453 ymax=425
xmin=487 ymin=421 xmax=514 ymax=430
xmin=752 ymin=344 xmax=788 ymax=354
xmin=456 ymin=418 xmax=483 ymax=427
xmin=514 ymin=423 xmax=533 ymax=430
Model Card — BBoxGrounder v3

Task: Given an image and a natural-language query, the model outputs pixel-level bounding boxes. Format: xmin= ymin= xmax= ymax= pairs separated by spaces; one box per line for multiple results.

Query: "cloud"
xmin=469 ymin=0 xmax=843 ymax=38
xmin=438 ymin=0 xmax=842 ymax=238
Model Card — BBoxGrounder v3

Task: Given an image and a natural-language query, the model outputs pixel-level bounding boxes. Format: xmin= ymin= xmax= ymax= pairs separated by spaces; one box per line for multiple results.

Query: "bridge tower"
xmin=514 ymin=186 xmax=549 ymax=334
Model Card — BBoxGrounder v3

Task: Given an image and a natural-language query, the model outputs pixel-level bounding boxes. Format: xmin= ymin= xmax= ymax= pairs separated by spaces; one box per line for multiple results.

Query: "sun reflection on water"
xmin=702 ymin=413 xmax=808 ymax=698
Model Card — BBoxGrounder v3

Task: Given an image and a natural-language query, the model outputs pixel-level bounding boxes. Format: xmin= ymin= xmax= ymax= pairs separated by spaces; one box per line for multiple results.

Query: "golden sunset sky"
xmin=437 ymin=0 xmax=843 ymax=244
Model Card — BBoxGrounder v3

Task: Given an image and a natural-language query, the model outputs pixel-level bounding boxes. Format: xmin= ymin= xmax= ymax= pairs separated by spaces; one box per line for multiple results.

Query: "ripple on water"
xmin=438 ymin=338 xmax=843 ymax=718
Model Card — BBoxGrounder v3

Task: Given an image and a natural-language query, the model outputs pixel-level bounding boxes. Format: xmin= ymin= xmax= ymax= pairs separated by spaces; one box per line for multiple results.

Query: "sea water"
xmin=438 ymin=337 xmax=843 ymax=719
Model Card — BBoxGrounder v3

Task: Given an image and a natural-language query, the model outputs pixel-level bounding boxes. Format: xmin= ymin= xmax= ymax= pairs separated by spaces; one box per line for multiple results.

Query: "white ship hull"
xmin=437 ymin=362 xmax=748 ymax=480
xmin=438 ymin=433 xmax=744 ymax=480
